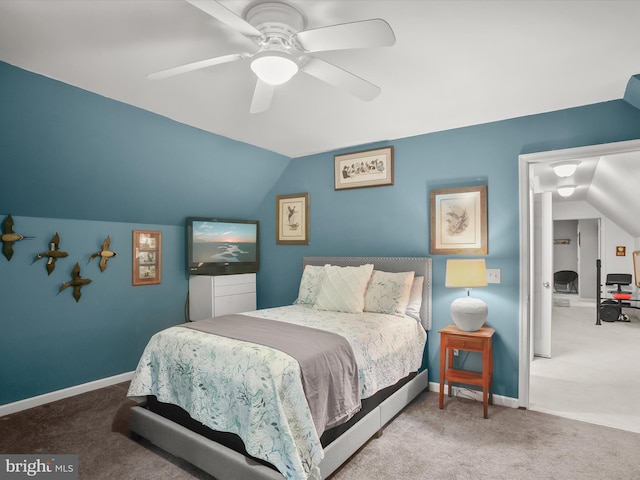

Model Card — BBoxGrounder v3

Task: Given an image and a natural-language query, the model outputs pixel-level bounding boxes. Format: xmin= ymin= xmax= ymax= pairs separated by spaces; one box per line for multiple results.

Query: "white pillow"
xmin=364 ymin=270 xmax=415 ymax=316
xmin=294 ymin=265 xmax=325 ymax=305
xmin=314 ymin=264 xmax=374 ymax=314
xmin=405 ymin=276 xmax=424 ymax=322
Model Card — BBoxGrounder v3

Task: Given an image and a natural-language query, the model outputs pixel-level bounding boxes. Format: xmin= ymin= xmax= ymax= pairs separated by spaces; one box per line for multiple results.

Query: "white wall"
xmin=602 ymin=219 xmax=635 ymax=277
xmin=553 ymin=220 xmax=578 ymax=272
xmin=554 ymin=200 xmax=636 ymax=297
xmin=553 ymin=200 xmax=602 ymax=221
xmin=578 ymin=219 xmax=599 ymax=299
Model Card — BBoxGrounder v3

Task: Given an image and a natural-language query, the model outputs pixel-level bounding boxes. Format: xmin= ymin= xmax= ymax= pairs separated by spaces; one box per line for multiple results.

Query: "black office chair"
xmin=554 ymin=270 xmax=578 ymax=293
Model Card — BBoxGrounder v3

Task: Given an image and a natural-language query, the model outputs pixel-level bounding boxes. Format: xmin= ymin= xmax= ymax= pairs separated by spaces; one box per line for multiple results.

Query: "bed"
xmin=127 ymin=256 xmax=432 ymax=480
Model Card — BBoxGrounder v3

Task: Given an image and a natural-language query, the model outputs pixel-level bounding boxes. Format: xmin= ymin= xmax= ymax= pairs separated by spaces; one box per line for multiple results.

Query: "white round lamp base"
xmin=450 ymin=296 xmax=488 ymax=331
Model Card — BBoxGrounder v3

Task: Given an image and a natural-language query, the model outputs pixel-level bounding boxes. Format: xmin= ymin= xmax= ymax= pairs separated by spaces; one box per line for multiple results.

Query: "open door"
xmin=532 ymin=191 xmax=553 ymax=358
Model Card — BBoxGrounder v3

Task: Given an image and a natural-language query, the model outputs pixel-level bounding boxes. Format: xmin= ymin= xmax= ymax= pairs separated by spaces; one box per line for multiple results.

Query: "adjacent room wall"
xmin=554 ymin=200 xmax=637 ymax=295
xmin=553 ymin=220 xmax=578 ymax=273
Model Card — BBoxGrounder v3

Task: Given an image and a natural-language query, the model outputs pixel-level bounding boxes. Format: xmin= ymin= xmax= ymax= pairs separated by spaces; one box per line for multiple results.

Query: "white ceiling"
xmin=1 ymin=0 xmax=640 ymax=159
xmin=531 ymin=147 xmax=640 ymax=237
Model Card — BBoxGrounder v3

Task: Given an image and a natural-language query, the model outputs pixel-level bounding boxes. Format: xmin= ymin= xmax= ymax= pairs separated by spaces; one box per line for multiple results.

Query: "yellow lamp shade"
xmin=445 ymin=259 xmax=487 ymax=288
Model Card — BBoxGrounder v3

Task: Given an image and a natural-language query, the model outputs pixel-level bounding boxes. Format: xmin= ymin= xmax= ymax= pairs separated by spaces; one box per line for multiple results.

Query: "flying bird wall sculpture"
xmin=59 ymin=262 xmax=92 ymax=302
xmin=89 ymin=235 xmax=117 ymax=272
xmin=33 ymin=232 xmax=68 ymax=275
xmin=1 ymin=214 xmax=33 ymax=261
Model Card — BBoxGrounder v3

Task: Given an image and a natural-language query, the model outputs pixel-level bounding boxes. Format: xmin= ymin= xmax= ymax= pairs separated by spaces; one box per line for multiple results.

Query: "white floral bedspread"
xmin=127 ymin=304 xmax=426 ymax=480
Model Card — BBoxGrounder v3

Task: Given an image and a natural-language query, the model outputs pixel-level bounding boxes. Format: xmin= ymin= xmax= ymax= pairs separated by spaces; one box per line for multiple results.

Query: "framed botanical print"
xmin=276 ymin=193 xmax=309 ymax=245
xmin=430 ymin=185 xmax=488 ymax=255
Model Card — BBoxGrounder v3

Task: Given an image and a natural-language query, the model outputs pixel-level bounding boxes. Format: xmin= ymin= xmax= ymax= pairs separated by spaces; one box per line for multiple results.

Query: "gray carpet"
xmin=1 ymin=382 xmax=640 ymax=479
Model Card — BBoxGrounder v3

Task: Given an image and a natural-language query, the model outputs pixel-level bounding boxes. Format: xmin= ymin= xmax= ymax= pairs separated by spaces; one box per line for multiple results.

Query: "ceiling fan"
xmin=147 ymin=0 xmax=396 ymax=113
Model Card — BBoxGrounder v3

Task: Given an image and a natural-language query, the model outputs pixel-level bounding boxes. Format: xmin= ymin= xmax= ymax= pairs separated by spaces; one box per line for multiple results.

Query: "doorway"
xmin=518 ymin=139 xmax=640 ymax=411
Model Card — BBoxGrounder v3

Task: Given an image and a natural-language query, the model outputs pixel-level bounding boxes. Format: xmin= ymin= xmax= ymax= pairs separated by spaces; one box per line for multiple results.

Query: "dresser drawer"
xmin=216 ymin=283 xmax=256 ymax=297
xmin=445 ymin=335 xmax=485 ymax=351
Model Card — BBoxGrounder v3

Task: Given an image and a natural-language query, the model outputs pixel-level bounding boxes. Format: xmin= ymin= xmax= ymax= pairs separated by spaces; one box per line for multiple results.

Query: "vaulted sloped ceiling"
xmin=587 ymin=151 xmax=640 ymax=238
xmin=532 ymin=142 xmax=640 ymax=239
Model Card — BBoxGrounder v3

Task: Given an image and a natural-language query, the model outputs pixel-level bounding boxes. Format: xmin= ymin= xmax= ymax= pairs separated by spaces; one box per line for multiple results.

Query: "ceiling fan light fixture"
xmin=251 ymin=51 xmax=298 ymax=85
xmin=552 ymin=161 xmax=580 ymax=178
xmin=557 ymin=185 xmax=577 ymax=197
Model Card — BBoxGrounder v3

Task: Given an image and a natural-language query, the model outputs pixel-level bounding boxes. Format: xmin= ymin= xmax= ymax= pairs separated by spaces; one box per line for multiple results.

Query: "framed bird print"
xmin=276 ymin=193 xmax=309 ymax=245
xmin=132 ymin=230 xmax=162 ymax=285
xmin=334 ymin=146 xmax=394 ymax=190
xmin=430 ymin=185 xmax=488 ymax=255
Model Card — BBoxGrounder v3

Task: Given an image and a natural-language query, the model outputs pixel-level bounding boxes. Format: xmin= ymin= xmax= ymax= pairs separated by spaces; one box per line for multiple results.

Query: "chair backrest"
xmin=606 ymin=273 xmax=632 ymax=285
xmin=554 ymin=270 xmax=578 ymax=283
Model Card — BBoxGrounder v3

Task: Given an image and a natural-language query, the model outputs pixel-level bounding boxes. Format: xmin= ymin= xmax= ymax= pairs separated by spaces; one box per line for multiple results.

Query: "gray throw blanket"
xmin=182 ymin=314 xmax=361 ymax=436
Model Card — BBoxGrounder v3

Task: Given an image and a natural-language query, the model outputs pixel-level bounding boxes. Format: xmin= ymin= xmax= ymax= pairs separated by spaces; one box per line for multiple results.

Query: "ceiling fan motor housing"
xmin=245 ymin=2 xmax=306 ymax=52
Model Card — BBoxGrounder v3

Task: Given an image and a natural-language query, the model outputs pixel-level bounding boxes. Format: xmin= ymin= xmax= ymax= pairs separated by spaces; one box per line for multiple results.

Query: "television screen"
xmin=187 ymin=217 xmax=259 ymax=276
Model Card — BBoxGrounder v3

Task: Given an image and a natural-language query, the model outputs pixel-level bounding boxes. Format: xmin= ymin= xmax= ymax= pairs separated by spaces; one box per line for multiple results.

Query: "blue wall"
xmin=0 ymin=216 xmax=185 ymax=403
xmin=254 ymin=101 xmax=640 ymax=399
xmin=0 ymin=62 xmax=290 ymax=405
xmin=0 ymin=61 xmax=290 ymax=225
xmin=3 ymin=59 xmax=640 ymax=405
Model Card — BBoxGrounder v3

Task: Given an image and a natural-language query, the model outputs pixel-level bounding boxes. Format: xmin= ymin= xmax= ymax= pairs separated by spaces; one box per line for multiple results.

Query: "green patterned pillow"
xmin=364 ymin=270 xmax=415 ymax=316
xmin=294 ymin=264 xmax=325 ymax=305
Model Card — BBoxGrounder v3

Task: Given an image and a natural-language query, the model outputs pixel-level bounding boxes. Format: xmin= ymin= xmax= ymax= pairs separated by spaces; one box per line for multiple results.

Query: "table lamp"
xmin=445 ymin=259 xmax=488 ymax=331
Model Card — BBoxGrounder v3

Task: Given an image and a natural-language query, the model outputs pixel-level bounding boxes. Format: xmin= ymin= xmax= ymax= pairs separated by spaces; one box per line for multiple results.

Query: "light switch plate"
xmin=487 ymin=268 xmax=501 ymax=284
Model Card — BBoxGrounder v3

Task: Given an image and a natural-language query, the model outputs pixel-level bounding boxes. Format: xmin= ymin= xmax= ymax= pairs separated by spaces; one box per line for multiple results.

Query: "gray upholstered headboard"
xmin=302 ymin=256 xmax=433 ymax=330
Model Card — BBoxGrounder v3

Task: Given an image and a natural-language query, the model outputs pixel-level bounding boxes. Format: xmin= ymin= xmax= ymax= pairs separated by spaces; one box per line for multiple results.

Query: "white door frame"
xmin=518 ymin=139 xmax=640 ymax=408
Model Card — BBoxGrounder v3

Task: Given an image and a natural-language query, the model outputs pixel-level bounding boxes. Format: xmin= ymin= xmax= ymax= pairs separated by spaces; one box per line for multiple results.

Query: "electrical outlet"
xmin=487 ymin=268 xmax=501 ymax=284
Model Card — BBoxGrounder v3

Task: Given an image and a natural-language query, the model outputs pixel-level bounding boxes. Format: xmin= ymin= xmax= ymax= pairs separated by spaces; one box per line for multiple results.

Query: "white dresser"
xmin=188 ymin=273 xmax=256 ymax=321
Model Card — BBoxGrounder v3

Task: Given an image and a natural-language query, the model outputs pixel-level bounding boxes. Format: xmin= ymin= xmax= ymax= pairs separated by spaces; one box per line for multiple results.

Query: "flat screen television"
xmin=186 ymin=217 xmax=259 ymax=276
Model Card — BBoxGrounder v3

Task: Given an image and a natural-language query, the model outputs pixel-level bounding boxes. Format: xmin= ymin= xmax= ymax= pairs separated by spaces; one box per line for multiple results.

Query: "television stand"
xmin=188 ymin=274 xmax=256 ymax=320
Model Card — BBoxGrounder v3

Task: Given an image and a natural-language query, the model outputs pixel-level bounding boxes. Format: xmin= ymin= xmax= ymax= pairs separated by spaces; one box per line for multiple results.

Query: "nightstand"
xmin=439 ymin=324 xmax=495 ymax=418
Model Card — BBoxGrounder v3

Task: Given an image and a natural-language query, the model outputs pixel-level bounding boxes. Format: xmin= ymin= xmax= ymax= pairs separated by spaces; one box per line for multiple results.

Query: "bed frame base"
xmin=129 ymin=369 xmax=428 ymax=479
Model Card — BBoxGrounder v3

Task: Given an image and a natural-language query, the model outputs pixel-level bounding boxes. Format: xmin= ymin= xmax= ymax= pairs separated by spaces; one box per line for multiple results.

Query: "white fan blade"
xmin=295 ymin=19 xmax=395 ymax=53
xmin=147 ymin=53 xmax=245 ymax=80
xmin=301 ymin=57 xmax=380 ymax=101
xmin=186 ymin=0 xmax=262 ymax=38
xmin=250 ymin=79 xmax=276 ymax=114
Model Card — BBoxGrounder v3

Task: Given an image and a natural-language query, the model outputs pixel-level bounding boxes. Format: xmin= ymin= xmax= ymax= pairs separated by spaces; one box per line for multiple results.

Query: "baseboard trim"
xmin=0 ymin=371 xmax=135 ymax=417
xmin=428 ymin=381 xmax=519 ymax=409
xmin=2 ymin=376 xmax=515 ymax=417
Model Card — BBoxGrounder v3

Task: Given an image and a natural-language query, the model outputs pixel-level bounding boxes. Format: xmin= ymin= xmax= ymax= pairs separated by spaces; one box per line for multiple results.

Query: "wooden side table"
xmin=439 ymin=324 xmax=495 ymax=418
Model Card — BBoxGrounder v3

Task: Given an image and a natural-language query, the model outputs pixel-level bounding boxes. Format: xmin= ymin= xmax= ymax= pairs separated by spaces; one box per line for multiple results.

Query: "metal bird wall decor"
xmin=59 ymin=262 xmax=92 ymax=302
xmin=1 ymin=214 xmax=34 ymax=261
xmin=89 ymin=235 xmax=117 ymax=272
xmin=33 ymin=232 xmax=68 ymax=275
